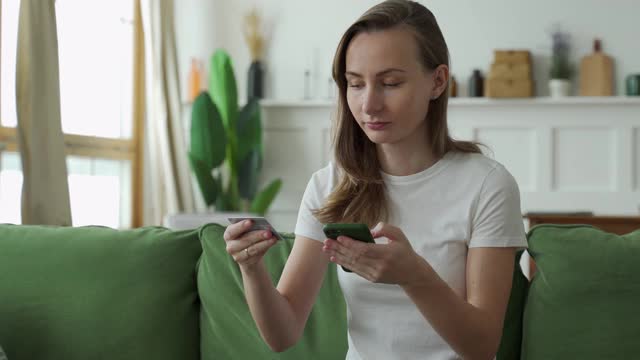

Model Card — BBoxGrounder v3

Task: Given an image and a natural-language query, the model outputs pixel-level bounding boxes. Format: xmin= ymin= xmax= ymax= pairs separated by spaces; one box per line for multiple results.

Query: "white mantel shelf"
xmin=260 ymin=96 xmax=640 ymax=108
xmin=257 ymin=95 xmax=640 ymax=231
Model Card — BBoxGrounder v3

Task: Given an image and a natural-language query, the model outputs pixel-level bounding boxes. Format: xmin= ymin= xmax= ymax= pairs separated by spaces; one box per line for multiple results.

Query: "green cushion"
xmin=496 ymin=250 xmax=529 ymax=360
xmin=198 ymin=223 xmax=348 ymax=359
xmin=0 ymin=224 xmax=202 ymax=360
xmin=522 ymin=224 xmax=640 ymax=360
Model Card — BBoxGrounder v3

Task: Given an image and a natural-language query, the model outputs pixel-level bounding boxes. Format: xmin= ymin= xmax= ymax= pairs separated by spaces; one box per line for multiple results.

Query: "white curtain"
xmin=140 ymin=0 xmax=195 ymax=225
xmin=15 ymin=0 xmax=72 ymax=226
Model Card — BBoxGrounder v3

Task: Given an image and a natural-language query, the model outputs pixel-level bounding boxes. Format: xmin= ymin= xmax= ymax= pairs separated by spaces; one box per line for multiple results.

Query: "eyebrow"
xmin=345 ymin=68 xmax=406 ymax=77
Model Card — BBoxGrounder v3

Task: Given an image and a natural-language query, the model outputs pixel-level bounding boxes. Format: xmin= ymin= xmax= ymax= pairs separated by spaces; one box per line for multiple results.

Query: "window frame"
xmin=0 ymin=0 xmax=144 ymax=228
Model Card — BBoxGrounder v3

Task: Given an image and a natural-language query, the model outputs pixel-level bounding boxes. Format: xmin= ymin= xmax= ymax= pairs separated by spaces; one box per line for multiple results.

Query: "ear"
xmin=430 ymin=64 xmax=449 ymax=100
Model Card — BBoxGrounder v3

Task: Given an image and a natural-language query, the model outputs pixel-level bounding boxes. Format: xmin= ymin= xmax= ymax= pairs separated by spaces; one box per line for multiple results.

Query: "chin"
xmin=363 ymin=131 xmax=396 ymax=145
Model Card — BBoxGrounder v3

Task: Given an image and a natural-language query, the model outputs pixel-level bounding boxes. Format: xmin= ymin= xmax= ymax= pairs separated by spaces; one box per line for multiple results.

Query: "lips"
xmin=365 ymin=122 xmax=390 ymax=130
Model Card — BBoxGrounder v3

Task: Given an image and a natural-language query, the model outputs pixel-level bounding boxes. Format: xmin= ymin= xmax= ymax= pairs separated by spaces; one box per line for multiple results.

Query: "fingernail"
xmin=244 ymin=220 xmax=250 ymax=226
xmin=263 ymin=231 xmax=271 ymax=238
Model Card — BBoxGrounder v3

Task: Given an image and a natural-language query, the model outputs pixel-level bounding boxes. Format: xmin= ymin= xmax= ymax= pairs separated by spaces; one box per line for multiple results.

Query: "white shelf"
xmin=259 ymin=96 xmax=640 ymax=108
xmin=448 ymin=96 xmax=640 ymax=106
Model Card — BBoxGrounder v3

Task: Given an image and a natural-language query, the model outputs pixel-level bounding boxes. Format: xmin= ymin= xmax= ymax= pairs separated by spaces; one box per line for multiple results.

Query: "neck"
xmin=376 ymin=126 xmax=438 ymax=176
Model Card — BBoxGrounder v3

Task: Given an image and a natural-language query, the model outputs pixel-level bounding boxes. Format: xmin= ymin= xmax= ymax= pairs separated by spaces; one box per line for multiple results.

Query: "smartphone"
xmin=227 ymin=216 xmax=285 ymax=241
xmin=322 ymin=223 xmax=375 ymax=272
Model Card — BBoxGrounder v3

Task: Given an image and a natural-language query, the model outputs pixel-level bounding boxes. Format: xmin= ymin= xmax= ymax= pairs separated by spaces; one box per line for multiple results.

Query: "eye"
xmin=348 ymin=83 xmax=364 ymax=89
xmin=383 ymin=82 xmax=401 ymax=87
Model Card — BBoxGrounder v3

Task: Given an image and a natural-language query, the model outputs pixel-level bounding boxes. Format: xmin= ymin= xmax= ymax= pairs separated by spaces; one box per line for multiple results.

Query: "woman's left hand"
xmin=322 ymin=222 xmax=427 ymax=287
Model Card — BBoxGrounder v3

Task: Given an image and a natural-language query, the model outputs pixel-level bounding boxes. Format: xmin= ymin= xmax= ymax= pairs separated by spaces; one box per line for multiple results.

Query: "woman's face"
xmin=345 ymin=27 xmax=447 ymax=145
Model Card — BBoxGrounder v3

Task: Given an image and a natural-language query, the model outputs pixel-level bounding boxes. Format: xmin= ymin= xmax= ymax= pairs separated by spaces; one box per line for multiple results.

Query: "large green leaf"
xmin=190 ymin=91 xmax=226 ymax=170
xmin=209 ymin=50 xmax=239 ymax=133
xmin=237 ymin=98 xmax=262 ymax=164
xmin=249 ymin=179 xmax=282 ymax=216
xmin=188 ymin=153 xmax=219 ymax=207
xmin=238 ymin=149 xmax=260 ymax=200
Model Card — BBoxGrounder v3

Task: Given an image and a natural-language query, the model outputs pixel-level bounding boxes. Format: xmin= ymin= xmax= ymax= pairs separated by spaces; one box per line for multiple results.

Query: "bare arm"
xmin=226 ymin=221 xmax=329 ymax=352
xmin=401 ymin=247 xmax=516 ymax=360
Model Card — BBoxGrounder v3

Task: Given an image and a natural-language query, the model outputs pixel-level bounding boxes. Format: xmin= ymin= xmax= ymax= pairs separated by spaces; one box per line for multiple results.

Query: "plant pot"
xmin=248 ymin=61 xmax=264 ymax=100
xmin=549 ymin=79 xmax=571 ymax=98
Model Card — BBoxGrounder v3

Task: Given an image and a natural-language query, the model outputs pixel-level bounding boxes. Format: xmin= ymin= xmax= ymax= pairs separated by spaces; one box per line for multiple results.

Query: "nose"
xmin=362 ymin=86 xmax=384 ymax=116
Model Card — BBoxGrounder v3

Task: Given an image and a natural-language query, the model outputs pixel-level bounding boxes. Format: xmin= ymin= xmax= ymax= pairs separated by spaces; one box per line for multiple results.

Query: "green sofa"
xmin=1 ymin=223 xmax=638 ymax=359
xmin=498 ymin=224 xmax=640 ymax=360
xmin=0 ymin=223 xmax=346 ymax=360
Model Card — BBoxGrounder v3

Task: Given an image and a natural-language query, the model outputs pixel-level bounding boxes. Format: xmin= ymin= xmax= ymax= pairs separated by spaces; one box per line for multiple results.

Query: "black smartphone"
xmin=322 ymin=223 xmax=375 ymax=272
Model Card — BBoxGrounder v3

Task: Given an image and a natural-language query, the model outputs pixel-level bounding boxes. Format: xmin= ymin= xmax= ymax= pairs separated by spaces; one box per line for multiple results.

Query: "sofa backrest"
xmin=0 ymin=224 xmax=202 ymax=360
xmin=197 ymin=223 xmax=348 ymax=360
xmin=498 ymin=224 xmax=640 ymax=360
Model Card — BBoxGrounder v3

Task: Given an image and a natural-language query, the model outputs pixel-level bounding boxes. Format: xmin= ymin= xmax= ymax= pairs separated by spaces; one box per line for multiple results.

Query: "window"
xmin=0 ymin=0 xmax=141 ymax=228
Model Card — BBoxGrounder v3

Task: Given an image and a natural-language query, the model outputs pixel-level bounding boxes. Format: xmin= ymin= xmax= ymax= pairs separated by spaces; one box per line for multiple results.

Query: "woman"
xmin=223 ymin=1 xmax=527 ymax=359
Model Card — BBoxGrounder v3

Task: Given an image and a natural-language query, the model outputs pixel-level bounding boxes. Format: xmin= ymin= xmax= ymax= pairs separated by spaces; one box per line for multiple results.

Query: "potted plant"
xmin=549 ymin=28 xmax=573 ymax=97
xmin=189 ymin=49 xmax=281 ymax=216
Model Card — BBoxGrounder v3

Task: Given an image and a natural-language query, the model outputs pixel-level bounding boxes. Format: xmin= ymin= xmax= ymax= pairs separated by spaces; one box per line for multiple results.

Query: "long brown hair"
xmin=314 ymin=0 xmax=482 ymax=227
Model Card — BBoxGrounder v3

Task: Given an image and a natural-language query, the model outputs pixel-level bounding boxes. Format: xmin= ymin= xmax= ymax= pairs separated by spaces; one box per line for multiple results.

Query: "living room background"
xmin=1 ymin=0 xmax=639 ymax=229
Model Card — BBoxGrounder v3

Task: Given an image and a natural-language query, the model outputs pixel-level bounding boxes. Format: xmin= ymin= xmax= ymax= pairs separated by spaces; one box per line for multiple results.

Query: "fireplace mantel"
xmin=257 ymin=97 xmax=640 ymax=230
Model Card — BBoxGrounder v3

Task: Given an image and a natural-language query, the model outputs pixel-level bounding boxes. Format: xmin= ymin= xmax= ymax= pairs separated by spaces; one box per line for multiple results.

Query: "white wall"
xmin=174 ymin=0 xmax=222 ymax=103
xmin=176 ymin=0 xmax=640 ymax=101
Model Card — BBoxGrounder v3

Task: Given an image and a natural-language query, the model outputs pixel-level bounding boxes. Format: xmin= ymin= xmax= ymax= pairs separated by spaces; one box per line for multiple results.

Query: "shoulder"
xmin=305 ymin=162 xmax=340 ymax=198
xmin=447 ymin=151 xmax=519 ymax=193
xmin=452 ymin=151 xmax=513 ymax=180
xmin=310 ymin=162 xmax=336 ymax=181
xmin=450 ymin=151 xmax=499 ymax=174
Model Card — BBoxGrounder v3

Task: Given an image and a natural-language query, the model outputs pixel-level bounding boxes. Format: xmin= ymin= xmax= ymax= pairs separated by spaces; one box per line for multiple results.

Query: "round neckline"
xmin=380 ymin=151 xmax=455 ymax=185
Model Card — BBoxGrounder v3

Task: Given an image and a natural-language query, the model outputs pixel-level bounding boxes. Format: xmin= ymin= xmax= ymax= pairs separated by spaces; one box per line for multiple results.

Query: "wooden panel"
xmin=132 ymin=0 xmax=145 ymax=228
xmin=1 ymin=126 xmax=134 ymax=160
xmin=525 ymin=214 xmax=640 ymax=235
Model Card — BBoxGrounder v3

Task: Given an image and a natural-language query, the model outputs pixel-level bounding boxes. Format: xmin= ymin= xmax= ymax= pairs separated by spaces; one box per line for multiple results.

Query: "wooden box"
xmin=490 ymin=62 xmax=531 ymax=80
xmin=494 ymin=50 xmax=531 ymax=64
xmin=485 ymin=78 xmax=534 ymax=98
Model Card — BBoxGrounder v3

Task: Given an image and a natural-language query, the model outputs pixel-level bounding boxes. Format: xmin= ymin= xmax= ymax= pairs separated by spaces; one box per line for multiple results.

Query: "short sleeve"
xmin=469 ymin=164 xmax=528 ymax=249
xmin=294 ymin=169 xmax=330 ymax=242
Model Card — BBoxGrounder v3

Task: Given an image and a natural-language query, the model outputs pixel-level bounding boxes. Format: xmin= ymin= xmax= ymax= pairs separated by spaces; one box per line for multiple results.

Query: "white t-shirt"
xmin=294 ymin=151 xmax=528 ymax=360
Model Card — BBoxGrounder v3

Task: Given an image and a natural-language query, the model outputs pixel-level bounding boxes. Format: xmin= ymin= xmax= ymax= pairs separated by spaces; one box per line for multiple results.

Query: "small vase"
xmin=449 ymin=75 xmax=458 ymax=97
xmin=549 ymin=79 xmax=571 ymax=98
xmin=248 ymin=61 xmax=264 ymax=100
xmin=468 ymin=69 xmax=484 ymax=97
xmin=187 ymin=58 xmax=203 ymax=103
xmin=626 ymin=74 xmax=640 ymax=96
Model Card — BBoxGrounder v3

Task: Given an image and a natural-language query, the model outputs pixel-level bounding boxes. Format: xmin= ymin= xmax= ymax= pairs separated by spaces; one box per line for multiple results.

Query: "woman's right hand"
xmin=223 ymin=219 xmax=279 ymax=270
